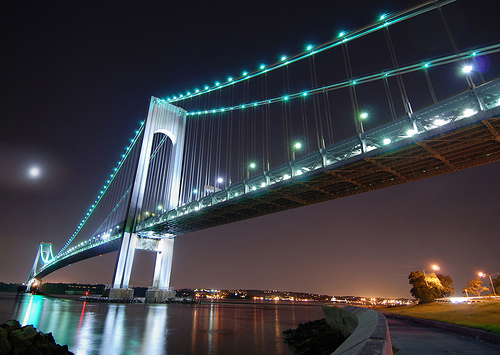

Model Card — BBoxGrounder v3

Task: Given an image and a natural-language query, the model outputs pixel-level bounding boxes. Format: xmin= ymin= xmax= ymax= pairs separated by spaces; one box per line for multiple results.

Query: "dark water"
xmin=0 ymin=292 xmax=325 ymax=354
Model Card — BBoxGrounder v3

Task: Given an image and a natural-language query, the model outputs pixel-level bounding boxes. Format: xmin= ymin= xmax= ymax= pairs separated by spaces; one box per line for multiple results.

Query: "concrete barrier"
xmin=322 ymin=305 xmax=393 ymax=355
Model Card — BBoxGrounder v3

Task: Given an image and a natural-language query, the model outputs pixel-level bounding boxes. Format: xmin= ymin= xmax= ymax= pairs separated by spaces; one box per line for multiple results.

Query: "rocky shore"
xmin=283 ymin=318 xmax=346 ymax=355
xmin=0 ymin=320 xmax=73 ymax=355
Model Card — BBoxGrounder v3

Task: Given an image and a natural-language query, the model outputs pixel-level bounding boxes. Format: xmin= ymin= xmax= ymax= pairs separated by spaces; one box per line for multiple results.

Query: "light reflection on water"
xmin=1 ymin=293 xmax=325 ymax=354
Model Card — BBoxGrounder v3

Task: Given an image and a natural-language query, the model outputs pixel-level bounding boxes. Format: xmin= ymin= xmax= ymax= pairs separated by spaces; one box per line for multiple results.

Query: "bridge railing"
xmin=136 ymin=77 xmax=500 ymax=234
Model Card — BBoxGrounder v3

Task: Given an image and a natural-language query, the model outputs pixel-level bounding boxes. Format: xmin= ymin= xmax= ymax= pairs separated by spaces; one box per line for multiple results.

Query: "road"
xmin=387 ymin=318 xmax=500 ymax=354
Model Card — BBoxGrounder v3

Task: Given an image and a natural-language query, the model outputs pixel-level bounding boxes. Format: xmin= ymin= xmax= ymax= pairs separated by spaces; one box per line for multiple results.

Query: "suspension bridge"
xmin=26 ymin=0 xmax=500 ymax=301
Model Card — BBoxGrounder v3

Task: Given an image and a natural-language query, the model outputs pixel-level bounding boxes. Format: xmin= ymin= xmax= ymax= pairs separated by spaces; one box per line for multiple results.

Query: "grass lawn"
xmin=381 ymin=300 xmax=500 ymax=335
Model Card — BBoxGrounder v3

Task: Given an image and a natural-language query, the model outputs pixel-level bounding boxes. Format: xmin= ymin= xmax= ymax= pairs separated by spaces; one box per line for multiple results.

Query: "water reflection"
xmin=141 ymin=305 xmax=167 ymax=354
xmin=7 ymin=294 xmax=325 ymax=354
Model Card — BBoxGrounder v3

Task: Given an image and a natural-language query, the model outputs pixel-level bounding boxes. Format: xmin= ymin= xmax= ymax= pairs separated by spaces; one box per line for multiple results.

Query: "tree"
xmin=408 ymin=271 xmax=454 ymax=303
xmin=463 ymin=277 xmax=489 ymax=297
xmin=493 ymin=275 xmax=500 ymax=295
xmin=437 ymin=274 xmax=455 ymax=297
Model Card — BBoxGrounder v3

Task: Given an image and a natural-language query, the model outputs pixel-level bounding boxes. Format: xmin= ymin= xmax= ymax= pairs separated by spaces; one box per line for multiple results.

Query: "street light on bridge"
xmin=292 ymin=142 xmax=302 ymax=160
xmin=478 ymin=272 xmax=499 ymax=296
xmin=462 ymin=64 xmax=475 ymax=88
xmin=247 ymin=162 xmax=256 ymax=178
xmin=359 ymin=112 xmax=368 ymax=133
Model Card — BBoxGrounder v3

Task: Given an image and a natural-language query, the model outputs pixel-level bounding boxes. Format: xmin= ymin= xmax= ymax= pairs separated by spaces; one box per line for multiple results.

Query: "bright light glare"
xmin=407 ymin=129 xmax=417 ymax=137
xmin=432 ymin=265 xmax=440 ymax=271
xmin=217 ymin=177 xmax=223 ymax=183
xmin=249 ymin=163 xmax=256 ymax=169
xmin=383 ymin=138 xmax=391 ymax=145
xmin=462 ymin=108 xmax=477 ymax=117
xmin=434 ymin=119 xmax=447 ymax=126
xmin=28 ymin=166 xmax=41 ymax=178
xmin=478 ymin=272 xmax=485 ymax=277
xmin=294 ymin=142 xmax=302 ymax=149
xmin=462 ymin=65 xmax=473 ymax=73
xmin=360 ymin=112 xmax=368 ymax=119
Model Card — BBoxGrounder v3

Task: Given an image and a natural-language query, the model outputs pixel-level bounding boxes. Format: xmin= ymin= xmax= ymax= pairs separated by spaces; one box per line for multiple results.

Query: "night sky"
xmin=1 ymin=0 xmax=499 ymax=298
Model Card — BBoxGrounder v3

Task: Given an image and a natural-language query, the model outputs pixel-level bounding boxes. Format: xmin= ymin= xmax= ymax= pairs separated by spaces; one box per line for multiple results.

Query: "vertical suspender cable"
xmin=264 ymin=73 xmax=271 ymax=171
xmin=384 ymin=27 xmax=412 ymax=119
xmin=383 ymin=75 xmax=398 ymax=120
xmin=342 ymin=43 xmax=361 ymax=133
xmin=311 ymin=53 xmax=324 ymax=149
xmin=226 ymin=85 xmax=233 ymax=185
xmin=323 ymin=89 xmax=334 ymax=145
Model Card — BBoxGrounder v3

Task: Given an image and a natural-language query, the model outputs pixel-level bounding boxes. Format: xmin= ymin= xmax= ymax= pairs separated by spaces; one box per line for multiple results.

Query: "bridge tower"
xmin=109 ymin=97 xmax=186 ymax=302
xmin=26 ymin=243 xmax=54 ymax=292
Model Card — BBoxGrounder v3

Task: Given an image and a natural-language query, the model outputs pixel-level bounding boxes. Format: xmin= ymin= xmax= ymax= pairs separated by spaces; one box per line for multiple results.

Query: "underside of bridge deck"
xmin=145 ymin=114 xmax=500 ymax=236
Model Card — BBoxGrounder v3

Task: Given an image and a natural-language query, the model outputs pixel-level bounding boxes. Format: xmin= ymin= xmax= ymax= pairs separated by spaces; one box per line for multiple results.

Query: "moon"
xmin=28 ymin=166 xmax=41 ymax=178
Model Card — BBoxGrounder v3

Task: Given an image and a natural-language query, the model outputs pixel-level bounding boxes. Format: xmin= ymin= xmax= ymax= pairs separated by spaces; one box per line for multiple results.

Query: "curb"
xmin=323 ymin=305 xmax=393 ymax=354
xmin=382 ymin=312 xmax=500 ymax=346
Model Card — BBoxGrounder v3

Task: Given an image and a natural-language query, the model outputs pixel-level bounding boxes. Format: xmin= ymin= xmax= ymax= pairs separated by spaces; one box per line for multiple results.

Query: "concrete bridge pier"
xmin=108 ymin=231 xmax=137 ymax=299
xmin=145 ymin=237 xmax=176 ymax=303
xmin=109 ymin=233 xmax=176 ymax=302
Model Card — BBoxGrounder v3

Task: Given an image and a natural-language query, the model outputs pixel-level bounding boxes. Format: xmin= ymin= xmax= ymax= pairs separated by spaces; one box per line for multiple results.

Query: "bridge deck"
xmin=142 ymin=110 xmax=500 ymax=236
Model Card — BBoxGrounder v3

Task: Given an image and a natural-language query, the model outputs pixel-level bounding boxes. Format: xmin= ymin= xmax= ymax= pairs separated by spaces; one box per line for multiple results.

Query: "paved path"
xmin=387 ymin=318 xmax=500 ymax=354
